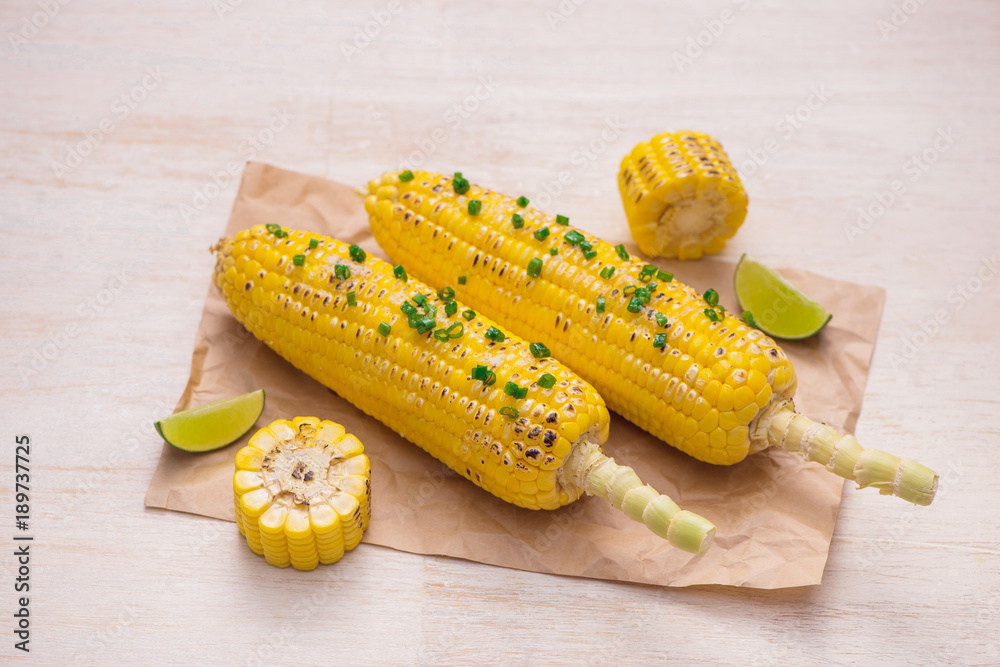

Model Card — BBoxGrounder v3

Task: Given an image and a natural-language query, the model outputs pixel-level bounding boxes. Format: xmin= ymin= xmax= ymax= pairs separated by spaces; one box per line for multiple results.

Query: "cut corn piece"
xmin=366 ymin=170 xmax=939 ymax=505
xmin=618 ymin=131 xmax=748 ymax=260
xmin=214 ymin=227 xmax=716 ymax=553
xmin=233 ymin=417 xmax=372 ymax=569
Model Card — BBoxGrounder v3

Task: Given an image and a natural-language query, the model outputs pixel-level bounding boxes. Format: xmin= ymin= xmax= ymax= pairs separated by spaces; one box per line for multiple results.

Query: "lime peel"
xmin=155 ymin=389 xmax=265 ymax=453
xmin=734 ymin=254 xmax=832 ymax=340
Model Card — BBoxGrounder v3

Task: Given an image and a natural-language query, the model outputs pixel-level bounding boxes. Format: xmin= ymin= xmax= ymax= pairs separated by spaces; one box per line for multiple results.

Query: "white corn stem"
xmin=563 ymin=441 xmax=716 ymax=554
xmin=759 ymin=401 xmax=938 ymax=506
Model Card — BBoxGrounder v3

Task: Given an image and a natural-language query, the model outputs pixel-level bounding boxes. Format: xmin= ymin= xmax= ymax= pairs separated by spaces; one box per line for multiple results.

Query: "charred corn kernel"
xmin=215 ymin=227 xmax=716 ymax=551
xmin=233 ymin=417 xmax=372 ymax=570
xmin=366 ymin=171 xmax=939 ymax=505
xmin=617 ymin=131 xmax=748 ymax=260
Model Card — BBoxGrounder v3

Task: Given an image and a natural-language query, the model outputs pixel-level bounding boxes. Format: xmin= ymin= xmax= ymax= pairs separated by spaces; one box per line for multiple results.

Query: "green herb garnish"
xmin=529 ymin=342 xmax=550 ymax=358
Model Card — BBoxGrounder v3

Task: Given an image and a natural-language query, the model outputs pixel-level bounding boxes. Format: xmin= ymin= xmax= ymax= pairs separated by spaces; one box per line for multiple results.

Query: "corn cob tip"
xmin=563 ymin=442 xmax=716 ymax=554
xmin=761 ymin=401 xmax=939 ymax=506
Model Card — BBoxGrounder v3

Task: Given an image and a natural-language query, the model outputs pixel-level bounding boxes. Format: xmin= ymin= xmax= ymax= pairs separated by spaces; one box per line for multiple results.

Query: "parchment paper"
xmin=145 ymin=162 xmax=887 ymax=589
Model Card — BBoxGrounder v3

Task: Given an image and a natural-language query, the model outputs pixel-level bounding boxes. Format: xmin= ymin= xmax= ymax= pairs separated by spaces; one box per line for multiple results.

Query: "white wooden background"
xmin=2 ymin=0 xmax=999 ymax=664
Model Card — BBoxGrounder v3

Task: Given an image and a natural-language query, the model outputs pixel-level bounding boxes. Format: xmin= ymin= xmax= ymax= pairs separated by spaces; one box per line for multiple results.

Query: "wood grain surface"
xmin=1 ymin=0 xmax=998 ymax=664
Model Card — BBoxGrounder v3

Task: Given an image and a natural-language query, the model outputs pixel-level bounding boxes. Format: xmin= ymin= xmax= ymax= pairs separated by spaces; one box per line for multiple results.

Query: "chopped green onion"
xmin=472 ymin=365 xmax=496 ymax=386
xmin=743 ymin=310 xmax=756 ymax=327
xmin=265 ymin=223 xmax=283 ymax=236
xmin=433 ymin=328 xmax=450 ymax=342
xmin=635 ymin=286 xmax=651 ymax=304
xmin=653 ymin=333 xmax=667 ymax=349
xmin=533 ymin=227 xmax=550 ymax=241
xmin=555 ymin=214 xmax=569 ymax=225
xmin=537 ymin=373 xmax=556 ymax=389
xmin=583 ymin=249 xmax=597 ymax=260
xmin=623 ymin=285 xmax=637 ymax=297
xmin=516 ymin=386 xmax=528 ymax=399
xmin=413 ymin=293 xmax=427 ymax=307
xmin=596 ymin=296 xmax=606 ymax=313
xmin=657 ymin=270 xmax=673 ymax=282
xmin=655 ymin=312 xmax=668 ymax=327
xmin=704 ymin=289 xmax=719 ymax=307
xmin=648 ymin=282 xmax=658 ymax=292
xmin=445 ymin=301 xmax=458 ymax=317
xmin=437 ymin=286 xmax=456 ymax=302
xmin=446 ymin=322 xmax=464 ymax=338
xmin=399 ymin=170 xmax=414 ymax=182
xmin=378 ymin=322 xmax=391 ymax=337
xmin=600 ymin=266 xmax=615 ymax=280
xmin=704 ymin=307 xmax=721 ymax=322
xmin=529 ymin=342 xmax=550 ymax=358
xmin=512 ymin=213 xmax=524 ymax=229
xmin=516 ymin=196 xmax=529 ymax=207
xmin=349 ymin=244 xmax=366 ymax=263
xmin=564 ymin=230 xmax=585 ymax=245
xmin=346 ymin=291 xmax=357 ymax=306
xmin=458 ymin=275 xmax=467 ymax=285
xmin=417 ymin=316 xmax=436 ymax=333
xmin=453 ymin=173 xmax=470 ymax=194
xmin=462 ymin=309 xmax=476 ymax=320
xmin=615 ymin=244 xmax=629 ymax=261
xmin=639 ymin=264 xmax=657 ymax=282
xmin=485 ymin=326 xmax=505 ymax=343
xmin=292 ymin=254 xmax=305 ymax=266
xmin=468 ymin=200 xmax=482 ymax=216
xmin=627 ymin=296 xmax=643 ymax=313
xmin=504 ymin=381 xmax=520 ymax=397
xmin=526 ymin=257 xmax=543 ymax=278
xmin=309 ymin=238 xmax=319 ymax=249
xmin=499 ymin=406 xmax=519 ymax=418
xmin=334 ymin=264 xmax=351 ymax=280
xmin=579 ymin=240 xmax=593 ymax=252
xmin=400 ymin=301 xmax=417 ymax=317
xmin=394 ymin=264 xmax=408 ymax=281
xmin=550 ymin=248 xmax=558 ymax=255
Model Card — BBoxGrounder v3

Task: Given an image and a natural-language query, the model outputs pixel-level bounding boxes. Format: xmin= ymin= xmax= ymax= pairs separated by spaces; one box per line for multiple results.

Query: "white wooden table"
xmin=2 ymin=0 xmax=998 ymax=664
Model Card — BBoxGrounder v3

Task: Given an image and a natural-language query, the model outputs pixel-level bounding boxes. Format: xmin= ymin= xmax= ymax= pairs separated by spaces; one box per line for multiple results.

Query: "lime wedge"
xmin=734 ymin=254 xmax=832 ymax=340
xmin=155 ymin=389 xmax=265 ymax=453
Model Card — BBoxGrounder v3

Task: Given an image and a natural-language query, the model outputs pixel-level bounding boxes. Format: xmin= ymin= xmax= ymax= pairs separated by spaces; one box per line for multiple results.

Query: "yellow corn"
xmin=618 ymin=131 xmax=748 ymax=260
xmin=213 ymin=226 xmax=716 ymax=554
xmin=366 ymin=171 xmax=938 ymax=505
xmin=234 ymin=417 xmax=371 ymax=570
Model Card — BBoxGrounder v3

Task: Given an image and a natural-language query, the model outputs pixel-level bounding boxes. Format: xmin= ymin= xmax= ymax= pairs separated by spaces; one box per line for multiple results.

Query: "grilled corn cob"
xmin=366 ymin=170 xmax=938 ymax=506
xmin=618 ymin=131 xmax=748 ymax=260
xmin=213 ymin=226 xmax=716 ymax=554
xmin=234 ymin=417 xmax=371 ymax=570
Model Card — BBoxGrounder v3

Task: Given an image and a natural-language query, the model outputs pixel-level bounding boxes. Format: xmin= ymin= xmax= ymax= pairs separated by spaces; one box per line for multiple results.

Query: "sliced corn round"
xmin=618 ymin=130 xmax=748 ymax=260
xmin=233 ymin=417 xmax=372 ymax=570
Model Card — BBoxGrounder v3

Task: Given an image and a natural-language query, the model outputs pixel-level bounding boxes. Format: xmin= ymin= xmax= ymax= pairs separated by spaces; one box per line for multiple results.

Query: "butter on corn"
xmin=214 ymin=227 xmax=716 ymax=554
xmin=618 ymin=131 xmax=748 ymax=260
xmin=234 ymin=417 xmax=371 ymax=570
xmin=366 ymin=170 xmax=938 ymax=506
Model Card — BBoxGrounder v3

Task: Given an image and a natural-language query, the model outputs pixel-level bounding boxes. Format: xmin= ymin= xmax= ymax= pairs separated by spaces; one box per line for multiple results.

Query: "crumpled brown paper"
xmin=145 ymin=162 xmax=887 ymax=588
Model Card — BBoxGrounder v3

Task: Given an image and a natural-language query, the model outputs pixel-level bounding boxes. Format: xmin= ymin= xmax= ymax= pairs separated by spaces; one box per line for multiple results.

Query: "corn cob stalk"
xmin=618 ymin=131 xmax=748 ymax=260
xmin=365 ymin=170 xmax=938 ymax=506
xmin=234 ymin=417 xmax=372 ymax=570
xmin=213 ymin=226 xmax=716 ymax=554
